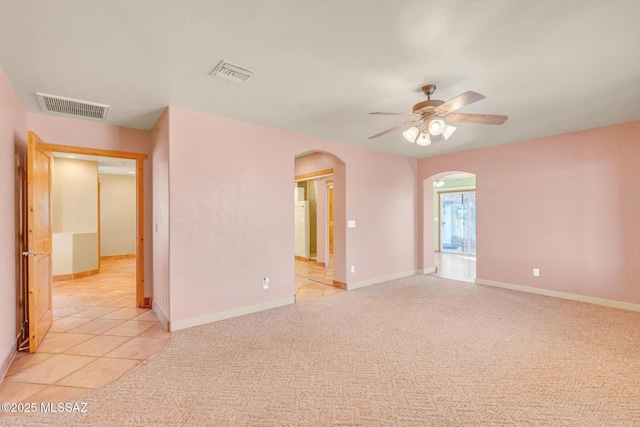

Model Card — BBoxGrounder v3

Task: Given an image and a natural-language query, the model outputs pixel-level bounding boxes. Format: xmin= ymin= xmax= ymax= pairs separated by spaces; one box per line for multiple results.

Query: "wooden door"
xmin=26 ymin=131 xmax=53 ymax=352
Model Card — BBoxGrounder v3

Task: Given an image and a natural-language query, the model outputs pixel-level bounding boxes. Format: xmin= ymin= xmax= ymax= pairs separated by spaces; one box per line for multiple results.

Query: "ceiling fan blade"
xmin=435 ymin=91 xmax=485 ymax=114
xmin=368 ymin=120 xmax=419 ymax=139
xmin=443 ymin=113 xmax=508 ymax=125
xmin=370 ymin=112 xmax=419 ymax=116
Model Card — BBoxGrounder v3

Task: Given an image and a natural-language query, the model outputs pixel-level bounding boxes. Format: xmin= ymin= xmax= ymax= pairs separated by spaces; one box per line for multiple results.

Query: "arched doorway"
xmin=293 ymin=151 xmax=346 ymax=301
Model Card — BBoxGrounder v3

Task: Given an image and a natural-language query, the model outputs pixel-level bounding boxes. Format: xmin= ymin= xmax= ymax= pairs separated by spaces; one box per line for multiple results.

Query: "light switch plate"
xmin=348 ymin=220 xmax=356 ymax=228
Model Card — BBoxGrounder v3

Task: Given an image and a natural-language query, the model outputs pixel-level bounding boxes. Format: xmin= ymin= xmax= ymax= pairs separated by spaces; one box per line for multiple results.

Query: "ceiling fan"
xmin=369 ymin=84 xmax=508 ymax=146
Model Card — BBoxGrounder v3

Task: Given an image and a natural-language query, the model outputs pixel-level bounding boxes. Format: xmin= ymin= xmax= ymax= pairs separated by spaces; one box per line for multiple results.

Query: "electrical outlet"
xmin=263 ymin=277 xmax=269 ymax=289
xmin=533 ymin=268 xmax=540 ymax=277
xmin=351 ymin=265 xmax=355 ymax=274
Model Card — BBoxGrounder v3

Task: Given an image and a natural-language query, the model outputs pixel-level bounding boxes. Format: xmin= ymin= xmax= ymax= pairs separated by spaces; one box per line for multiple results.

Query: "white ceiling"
xmin=1 ymin=1 xmax=639 ymax=159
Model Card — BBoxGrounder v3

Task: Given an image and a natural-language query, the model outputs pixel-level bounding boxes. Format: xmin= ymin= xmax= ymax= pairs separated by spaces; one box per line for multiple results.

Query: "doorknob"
xmin=22 ymin=250 xmax=47 ymax=257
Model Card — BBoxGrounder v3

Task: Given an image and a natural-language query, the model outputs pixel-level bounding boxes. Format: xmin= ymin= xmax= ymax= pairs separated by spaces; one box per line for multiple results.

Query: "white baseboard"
xmin=475 ymin=278 xmax=640 ymax=312
xmin=422 ymin=267 xmax=436 ymax=275
xmin=170 ymin=297 xmax=295 ymax=331
xmin=348 ymin=270 xmax=423 ymax=290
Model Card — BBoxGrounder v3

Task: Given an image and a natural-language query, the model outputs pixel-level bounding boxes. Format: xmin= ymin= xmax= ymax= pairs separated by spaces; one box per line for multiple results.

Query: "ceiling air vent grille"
xmin=210 ymin=60 xmax=257 ymax=84
xmin=36 ymin=93 xmax=109 ymax=120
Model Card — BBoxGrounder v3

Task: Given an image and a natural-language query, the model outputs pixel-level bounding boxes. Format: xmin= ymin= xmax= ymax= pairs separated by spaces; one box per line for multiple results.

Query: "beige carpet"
xmin=3 ymin=274 xmax=640 ymax=426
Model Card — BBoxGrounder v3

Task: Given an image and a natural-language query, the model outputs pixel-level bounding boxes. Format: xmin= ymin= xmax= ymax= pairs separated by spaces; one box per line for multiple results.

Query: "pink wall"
xmin=349 ymin=150 xmax=419 ymax=282
xmin=151 ymin=109 xmax=170 ymax=325
xmin=0 ymin=67 xmax=27 ymax=377
xmin=166 ymin=107 xmax=418 ymax=325
xmin=418 ymin=120 xmax=640 ymax=304
xmin=27 ymin=113 xmax=154 ymax=297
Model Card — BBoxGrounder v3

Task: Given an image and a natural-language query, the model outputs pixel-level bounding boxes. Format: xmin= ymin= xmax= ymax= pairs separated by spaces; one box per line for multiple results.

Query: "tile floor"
xmin=0 ymin=258 xmax=169 ymax=416
xmin=295 ymin=254 xmax=343 ymax=302
xmin=295 ymin=252 xmax=476 ymax=302
xmin=432 ymin=252 xmax=476 ymax=283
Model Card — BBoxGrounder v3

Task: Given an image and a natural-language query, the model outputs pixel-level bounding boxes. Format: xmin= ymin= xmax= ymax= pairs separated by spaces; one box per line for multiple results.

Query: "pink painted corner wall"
xmin=0 ymin=67 xmax=27 ymax=375
xmin=418 ymin=120 xmax=640 ymax=304
xmin=347 ymin=149 xmax=419 ymax=282
xmin=151 ymin=109 xmax=170 ymax=323
xmin=166 ymin=107 xmax=418 ymax=324
xmin=26 ymin=113 xmax=154 ymax=297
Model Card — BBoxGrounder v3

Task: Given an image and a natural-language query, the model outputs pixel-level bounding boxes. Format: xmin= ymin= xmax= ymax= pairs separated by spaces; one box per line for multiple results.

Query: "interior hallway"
xmin=0 ymin=258 xmax=169 ymax=413
xmin=295 ymin=253 xmax=343 ymax=302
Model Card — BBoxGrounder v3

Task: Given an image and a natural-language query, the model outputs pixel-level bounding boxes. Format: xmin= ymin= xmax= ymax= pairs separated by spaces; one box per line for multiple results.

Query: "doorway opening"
xmin=21 ymin=131 xmax=147 ymax=353
xmin=431 ymin=172 xmax=476 ymax=283
xmin=439 ymin=190 xmax=476 ymax=254
xmin=294 ymin=175 xmax=337 ymax=300
xmin=46 ymin=144 xmax=146 ymax=308
xmin=50 ymin=152 xmax=139 ymax=312
xmin=293 ymin=151 xmax=345 ymax=302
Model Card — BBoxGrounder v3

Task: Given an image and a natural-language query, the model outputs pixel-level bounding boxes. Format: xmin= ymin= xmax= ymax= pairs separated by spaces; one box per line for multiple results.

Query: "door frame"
xmin=44 ymin=142 xmax=148 ymax=308
xmin=325 ymin=181 xmax=334 ymax=268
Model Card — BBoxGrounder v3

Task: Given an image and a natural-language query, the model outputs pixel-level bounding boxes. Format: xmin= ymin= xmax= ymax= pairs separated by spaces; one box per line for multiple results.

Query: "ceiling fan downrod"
xmin=421 ymin=84 xmax=436 ymax=100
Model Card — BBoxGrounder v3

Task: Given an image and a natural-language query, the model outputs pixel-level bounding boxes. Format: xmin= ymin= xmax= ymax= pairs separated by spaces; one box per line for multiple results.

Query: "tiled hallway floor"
xmin=0 ymin=258 xmax=169 ymax=415
xmin=432 ymin=252 xmax=476 ymax=283
xmin=295 ymin=254 xmax=343 ymax=302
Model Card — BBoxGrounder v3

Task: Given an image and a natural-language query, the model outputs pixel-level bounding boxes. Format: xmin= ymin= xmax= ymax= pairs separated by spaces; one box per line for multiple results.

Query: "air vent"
xmin=36 ymin=93 xmax=109 ymax=120
xmin=210 ymin=60 xmax=257 ymax=84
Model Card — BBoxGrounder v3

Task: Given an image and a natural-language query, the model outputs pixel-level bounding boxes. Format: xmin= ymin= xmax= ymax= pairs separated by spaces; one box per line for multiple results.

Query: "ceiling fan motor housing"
xmin=412 ymin=99 xmax=444 ymax=114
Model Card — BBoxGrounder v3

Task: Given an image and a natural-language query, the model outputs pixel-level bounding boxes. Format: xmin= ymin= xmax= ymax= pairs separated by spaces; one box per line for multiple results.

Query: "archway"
xmin=293 ymin=151 xmax=346 ymax=301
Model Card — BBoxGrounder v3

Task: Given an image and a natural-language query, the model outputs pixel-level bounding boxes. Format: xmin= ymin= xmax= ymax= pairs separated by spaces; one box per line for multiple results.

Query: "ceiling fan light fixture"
xmin=416 ymin=132 xmax=431 ymax=146
xmin=402 ymin=126 xmax=420 ymax=143
xmin=368 ymin=84 xmax=508 ymax=145
xmin=428 ymin=119 xmax=445 ymax=135
xmin=442 ymin=124 xmax=457 ymax=140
